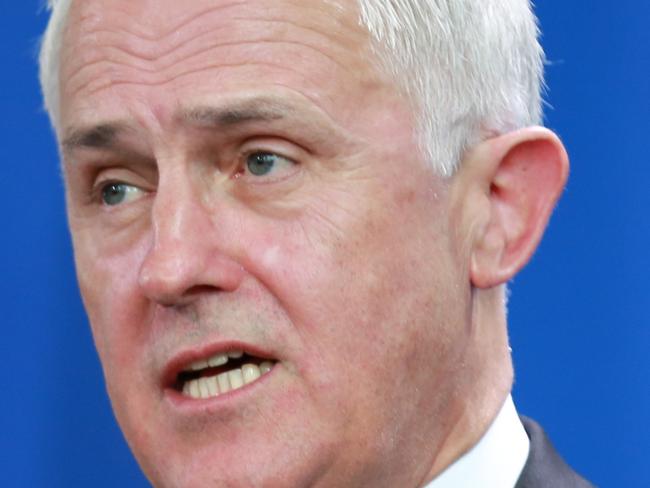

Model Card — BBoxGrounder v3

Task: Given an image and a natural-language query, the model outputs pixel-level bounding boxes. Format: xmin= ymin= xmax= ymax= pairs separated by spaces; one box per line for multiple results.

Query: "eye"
xmin=100 ymin=182 xmax=145 ymax=206
xmin=244 ymin=151 xmax=295 ymax=178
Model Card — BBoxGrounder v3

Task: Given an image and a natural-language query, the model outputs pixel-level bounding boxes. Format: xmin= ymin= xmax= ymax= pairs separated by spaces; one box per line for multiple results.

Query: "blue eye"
xmin=246 ymin=152 xmax=289 ymax=177
xmin=246 ymin=152 xmax=277 ymax=176
xmin=100 ymin=182 xmax=143 ymax=206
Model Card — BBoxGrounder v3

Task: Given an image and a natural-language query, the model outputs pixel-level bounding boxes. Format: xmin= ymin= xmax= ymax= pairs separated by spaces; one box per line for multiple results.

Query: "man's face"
xmin=59 ymin=0 xmax=474 ymax=486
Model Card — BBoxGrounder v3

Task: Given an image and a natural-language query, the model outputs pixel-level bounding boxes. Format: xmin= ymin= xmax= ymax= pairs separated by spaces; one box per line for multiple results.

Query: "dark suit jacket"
xmin=515 ymin=417 xmax=594 ymax=488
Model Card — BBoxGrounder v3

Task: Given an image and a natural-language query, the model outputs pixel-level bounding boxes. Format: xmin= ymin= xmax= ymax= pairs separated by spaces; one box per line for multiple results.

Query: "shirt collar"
xmin=424 ymin=395 xmax=530 ymax=488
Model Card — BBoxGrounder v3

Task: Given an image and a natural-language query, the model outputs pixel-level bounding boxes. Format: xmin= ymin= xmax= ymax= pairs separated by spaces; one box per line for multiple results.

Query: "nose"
xmin=138 ymin=170 xmax=245 ymax=306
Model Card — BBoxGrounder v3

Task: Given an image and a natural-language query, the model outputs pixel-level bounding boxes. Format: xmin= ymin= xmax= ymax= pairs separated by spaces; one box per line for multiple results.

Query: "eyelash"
xmin=235 ymin=150 xmax=299 ymax=183
xmin=91 ymin=178 xmax=117 ymax=203
xmin=88 ymin=178 xmax=141 ymax=206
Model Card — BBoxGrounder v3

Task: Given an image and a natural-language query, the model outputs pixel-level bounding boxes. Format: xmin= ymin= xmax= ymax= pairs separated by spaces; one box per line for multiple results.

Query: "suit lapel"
xmin=515 ymin=417 xmax=594 ymax=488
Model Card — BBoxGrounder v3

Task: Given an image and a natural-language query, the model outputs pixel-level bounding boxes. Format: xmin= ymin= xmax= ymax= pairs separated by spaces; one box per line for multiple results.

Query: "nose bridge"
xmin=138 ymin=164 xmax=244 ymax=304
xmin=152 ymin=166 xmax=204 ymax=251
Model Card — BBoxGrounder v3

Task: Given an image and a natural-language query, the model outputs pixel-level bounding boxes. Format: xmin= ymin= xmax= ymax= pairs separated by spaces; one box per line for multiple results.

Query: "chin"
xmin=134 ymin=440 xmax=338 ymax=488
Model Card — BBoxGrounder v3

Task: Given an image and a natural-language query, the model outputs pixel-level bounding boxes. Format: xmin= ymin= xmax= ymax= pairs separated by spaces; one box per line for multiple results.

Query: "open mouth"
xmin=173 ymin=350 xmax=276 ymax=400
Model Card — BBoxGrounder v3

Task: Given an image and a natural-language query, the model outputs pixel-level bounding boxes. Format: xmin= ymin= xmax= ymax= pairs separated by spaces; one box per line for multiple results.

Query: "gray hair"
xmin=39 ymin=0 xmax=545 ymax=176
xmin=39 ymin=0 xmax=71 ymax=135
xmin=357 ymin=0 xmax=544 ymax=175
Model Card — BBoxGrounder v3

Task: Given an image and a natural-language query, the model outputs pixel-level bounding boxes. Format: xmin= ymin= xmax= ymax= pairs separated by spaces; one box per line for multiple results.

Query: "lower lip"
xmin=163 ymin=364 xmax=278 ymax=412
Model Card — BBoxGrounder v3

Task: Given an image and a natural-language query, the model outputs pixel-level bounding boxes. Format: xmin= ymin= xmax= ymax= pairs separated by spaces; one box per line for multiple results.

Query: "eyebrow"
xmin=179 ymin=98 xmax=293 ymax=128
xmin=62 ymin=122 xmax=132 ymax=154
xmin=61 ymin=96 xmax=341 ymax=155
xmin=178 ymin=97 xmax=343 ymax=148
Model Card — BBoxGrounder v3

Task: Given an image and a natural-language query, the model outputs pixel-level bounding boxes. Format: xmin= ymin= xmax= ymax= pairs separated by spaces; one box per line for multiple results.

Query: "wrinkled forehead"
xmin=61 ymin=0 xmax=367 ymax=59
xmin=57 ymin=0 xmax=389 ymax=129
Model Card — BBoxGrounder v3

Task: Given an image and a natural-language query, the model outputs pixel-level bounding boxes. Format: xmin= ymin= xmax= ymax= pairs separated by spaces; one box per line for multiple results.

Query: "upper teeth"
xmin=181 ymin=350 xmax=275 ymax=400
xmin=186 ymin=350 xmax=242 ymax=372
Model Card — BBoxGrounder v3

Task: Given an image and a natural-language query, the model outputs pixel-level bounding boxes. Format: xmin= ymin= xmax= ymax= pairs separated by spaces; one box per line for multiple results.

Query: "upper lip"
xmin=161 ymin=340 xmax=277 ymax=390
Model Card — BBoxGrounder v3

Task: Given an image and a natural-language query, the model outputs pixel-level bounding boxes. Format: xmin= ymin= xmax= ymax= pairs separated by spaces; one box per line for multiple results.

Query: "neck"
xmin=422 ymin=285 xmax=513 ymax=486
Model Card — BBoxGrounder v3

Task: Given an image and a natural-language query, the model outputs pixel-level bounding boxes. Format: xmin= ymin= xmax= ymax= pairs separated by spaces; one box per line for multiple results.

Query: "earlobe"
xmin=468 ymin=128 xmax=569 ymax=288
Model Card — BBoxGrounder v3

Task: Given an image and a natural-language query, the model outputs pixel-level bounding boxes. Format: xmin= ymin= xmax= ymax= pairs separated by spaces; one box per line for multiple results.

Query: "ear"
xmin=454 ymin=127 xmax=569 ymax=289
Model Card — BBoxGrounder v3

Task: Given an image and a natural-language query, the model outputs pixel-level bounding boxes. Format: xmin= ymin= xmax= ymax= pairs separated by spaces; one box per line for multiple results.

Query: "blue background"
xmin=1 ymin=2 xmax=648 ymax=487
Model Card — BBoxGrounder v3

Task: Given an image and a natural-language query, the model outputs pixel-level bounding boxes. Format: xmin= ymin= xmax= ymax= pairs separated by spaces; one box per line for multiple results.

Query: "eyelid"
xmin=242 ymin=149 xmax=295 ymax=165
xmin=235 ymin=151 xmax=298 ymax=185
xmin=236 ymin=138 xmax=302 ymax=177
xmin=90 ymin=167 xmax=153 ymax=206
xmin=91 ymin=166 xmax=154 ymax=189
xmin=91 ymin=180 xmax=144 ymax=207
xmin=239 ymin=136 xmax=303 ymax=161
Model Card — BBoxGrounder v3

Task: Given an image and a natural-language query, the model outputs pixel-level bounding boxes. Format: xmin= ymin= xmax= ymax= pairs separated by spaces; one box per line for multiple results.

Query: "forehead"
xmin=62 ymin=0 xmax=360 ymax=40
xmin=58 ymin=0 xmax=386 ymax=133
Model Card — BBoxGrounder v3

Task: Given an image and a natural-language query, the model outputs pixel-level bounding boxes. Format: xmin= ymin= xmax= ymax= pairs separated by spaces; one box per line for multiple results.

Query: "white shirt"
xmin=424 ymin=395 xmax=530 ymax=488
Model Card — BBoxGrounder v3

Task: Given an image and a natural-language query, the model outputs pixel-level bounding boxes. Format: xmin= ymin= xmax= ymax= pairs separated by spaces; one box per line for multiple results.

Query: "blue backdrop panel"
xmin=1 ymin=2 xmax=647 ymax=487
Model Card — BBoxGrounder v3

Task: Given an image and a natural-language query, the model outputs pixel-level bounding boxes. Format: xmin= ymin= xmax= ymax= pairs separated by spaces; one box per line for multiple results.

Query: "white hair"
xmin=39 ymin=0 xmax=544 ymax=175
xmin=357 ymin=0 xmax=544 ymax=175
xmin=39 ymin=0 xmax=72 ymax=134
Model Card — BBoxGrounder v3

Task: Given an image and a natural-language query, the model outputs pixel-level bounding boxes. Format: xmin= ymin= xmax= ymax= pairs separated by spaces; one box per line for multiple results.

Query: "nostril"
xmin=184 ymin=285 xmax=223 ymax=298
xmin=138 ymin=231 xmax=245 ymax=304
xmin=137 ymin=243 xmax=204 ymax=304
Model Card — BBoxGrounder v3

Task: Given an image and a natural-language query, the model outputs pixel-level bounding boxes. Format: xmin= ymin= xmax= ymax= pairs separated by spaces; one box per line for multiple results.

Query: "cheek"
xmin=248 ymin=183 xmax=471 ymax=465
xmin=72 ymin=226 xmax=151 ymax=372
xmin=247 ymin=172 xmax=464 ymax=377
